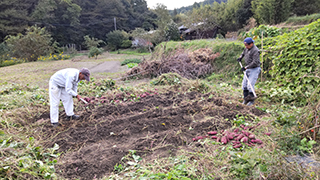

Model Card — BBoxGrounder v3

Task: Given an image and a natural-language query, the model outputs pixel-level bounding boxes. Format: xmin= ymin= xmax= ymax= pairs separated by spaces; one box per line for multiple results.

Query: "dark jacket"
xmin=240 ymin=44 xmax=260 ymax=69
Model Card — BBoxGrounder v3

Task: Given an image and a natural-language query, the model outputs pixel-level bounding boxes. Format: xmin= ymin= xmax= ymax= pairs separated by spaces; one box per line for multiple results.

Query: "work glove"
xmin=241 ymin=67 xmax=246 ymax=72
xmin=237 ymin=58 xmax=242 ymax=62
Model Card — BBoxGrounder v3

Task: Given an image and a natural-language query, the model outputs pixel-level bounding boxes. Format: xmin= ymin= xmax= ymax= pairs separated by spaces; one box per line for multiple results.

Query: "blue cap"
xmin=244 ymin=37 xmax=254 ymax=44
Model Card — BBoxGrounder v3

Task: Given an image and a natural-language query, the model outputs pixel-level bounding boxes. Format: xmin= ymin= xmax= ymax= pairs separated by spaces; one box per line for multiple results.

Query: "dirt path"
xmin=89 ymin=61 xmax=127 ymax=73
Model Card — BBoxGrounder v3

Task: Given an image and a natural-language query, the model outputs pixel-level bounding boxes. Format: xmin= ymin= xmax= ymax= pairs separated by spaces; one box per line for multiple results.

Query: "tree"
xmin=83 ymin=35 xmax=105 ymax=49
xmin=292 ymin=0 xmax=320 ymax=16
xmin=5 ymin=26 xmax=54 ymax=62
xmin=252 ymin=0 xmax=294 ymax=24
xmin=165 ymin=20 xmax=180 ymax=41
xmin=106 ymin=30 xmax=130 ymax=50
xmin=235 ymin=0 xmax=253 ymax=27
xmin=0 ymin=0 xmax=33 ymax=42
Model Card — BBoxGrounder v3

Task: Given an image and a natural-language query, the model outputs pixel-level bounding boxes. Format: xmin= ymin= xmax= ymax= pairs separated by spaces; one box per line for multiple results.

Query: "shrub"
xmin=121 ymin=58 xmax=141 ymax=66
xmin=165 ymin=20 xmax=180 ymax=41
xmin=83 ymin=35 xmax=105 ymax=49
xmin=127 ymin=63 xmax=138 ymax=68
xmin=88 ymin=47 xmax=104 ymax=59
xmin=285 ymin=13 xmax=320 ymax=25
xmin=5 ymin=25 xmax=54 ymax=62
xmin=106 ymin=30 xmax=130 ymax=50
xmin=121 ymin=40 xmax=132 ymax=48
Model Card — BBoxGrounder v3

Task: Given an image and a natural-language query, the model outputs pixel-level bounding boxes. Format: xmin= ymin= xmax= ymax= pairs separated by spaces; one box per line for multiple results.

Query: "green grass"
xmin=285 ymin=13 xmax=320 ymax=25
xmin=110 ymin=49 xmax=151 ymax=56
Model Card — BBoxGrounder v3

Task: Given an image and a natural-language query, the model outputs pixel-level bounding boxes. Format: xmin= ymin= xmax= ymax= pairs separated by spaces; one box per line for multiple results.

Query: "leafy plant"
xmin=0 ymin=136 xmax=60 ymax=179
xmin=88 ymin=47 xmax=104 ymax=59
xmin=127 ymin=63 xmax=138 ymax=68
xmin=5 ymin=25 xmax=55 ymax=62
xmin=298 ymin=138 xmax=316 ymax=154
xmin=121 ymin=58 xmax=141 ymax=66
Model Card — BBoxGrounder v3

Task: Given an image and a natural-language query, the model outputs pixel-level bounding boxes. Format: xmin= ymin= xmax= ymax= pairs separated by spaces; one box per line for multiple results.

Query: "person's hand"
xmin=237 ymin=58 xmax=242 ymax=62
xmin=76 ymin=95 xmax=82 ymax=101
xmin=241 ymin=67 xmax=246 ymax=72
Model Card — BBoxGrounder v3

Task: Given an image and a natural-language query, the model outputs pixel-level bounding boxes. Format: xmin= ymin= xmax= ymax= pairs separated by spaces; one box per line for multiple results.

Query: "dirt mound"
xmin=126 ymin=48 xmax=220 ymax=79
xmin=42 ymin=91 xmax=266 ymax=180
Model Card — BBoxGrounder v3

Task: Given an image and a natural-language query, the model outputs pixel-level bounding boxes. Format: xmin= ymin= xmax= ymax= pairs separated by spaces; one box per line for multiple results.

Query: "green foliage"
xmin=0 ymin=136 xmax=59 ymax=179
xmin=165 ymin=20 xmax=181 ymax=41
xmin=121 ymin=58 xmax=141 ymax=66
xmin=285 ymin=13 xmax=320 ymax=25
xmin=252 ymin=0 xmax=294 ymax=24
xmin=88 ymin=47 xmax=104 ymax=59
xmin=127 ymin=63 xmax=138 ymax=68
xmin=121 ymin=40 xmax=132 ymax=49
xmin=106 ymin=30 xmax=130 ymax=50
xmin=5 ymin=26 xmax=55 ymax=62
xmin=298 ymin=138 xmax=316 ymax=154
xmin=229 ymin=150 xmax=269 ymax=179
xmin=83 ymin=35 xmax=105 ymax=49
xmin=241 ymin=25 xmax=284 ymax=39
xmin=264 ymin=20 xmax=320 ymax=104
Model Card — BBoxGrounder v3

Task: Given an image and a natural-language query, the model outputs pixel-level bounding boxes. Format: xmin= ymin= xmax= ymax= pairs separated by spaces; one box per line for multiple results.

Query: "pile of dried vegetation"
xmin=126 ymin=48 xmax=220 ymax=79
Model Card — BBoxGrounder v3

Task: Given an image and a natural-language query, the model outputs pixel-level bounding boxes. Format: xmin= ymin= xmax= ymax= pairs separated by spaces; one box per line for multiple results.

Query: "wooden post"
xmin=261 ymin=31 xmax=264 ymax=82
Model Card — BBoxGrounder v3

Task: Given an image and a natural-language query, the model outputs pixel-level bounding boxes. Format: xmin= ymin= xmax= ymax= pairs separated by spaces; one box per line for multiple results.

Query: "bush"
xmin=121 ymin=40 xmax=132 ymax=48
xmin=88 ymin=47 xmax=104 ymax=59
xmin=5 ymin=25 xmax=54 ymax=62
xmin=121 ymin=58 xmax=141 ymax=66
xmin=83 ymin=35 xmax=104 ymax=49
xmin=106 ymin=30 xmax=130 ymax=50
xmin=165 ymin=20 xmax=180 ymax=41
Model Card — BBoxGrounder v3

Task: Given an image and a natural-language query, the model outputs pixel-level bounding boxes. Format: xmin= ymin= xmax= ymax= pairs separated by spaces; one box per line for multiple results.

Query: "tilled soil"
xmin=42 ymin=91 xmax=266 ymax=180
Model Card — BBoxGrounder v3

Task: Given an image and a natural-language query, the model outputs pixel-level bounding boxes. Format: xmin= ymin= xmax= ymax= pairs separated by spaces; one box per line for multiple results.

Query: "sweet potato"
xmin=233 ymin=144 xmax=242 ymax=148
xmin=249 ymin=134 xmax=255 ymax=139
xmin=211 ymin=136 xmax=218 ymax=139
xmin=208 ymin=131 xmax=218 ymax=135
xmin=234 ymin=128 xmax=239 ymax=133
xmin=255 ymin=139 xmax=263 ymax=144
xmin=234 ymin=134 xmax=240 ymax=137
xmin=193 ymin=138 xmax=197 ymax=141
xmin=265 ymin=132 xmax=271 ymax=136
xmin=216 ymin=137 xmax=220 ymax=143
xmin=236 ymin=134 xmax=244 ymax=141
xmin=241 ymin=137 xmax=248 ymax=143
xmin=244 ymin=126 xmax=249 ymax=130
xmin=228 ymin=134 xmax=234 ymax=140
xmin=221 ymin=136 xmax=228 ymax=144
xmin=196 ymin=136 xmax=204 ymax=140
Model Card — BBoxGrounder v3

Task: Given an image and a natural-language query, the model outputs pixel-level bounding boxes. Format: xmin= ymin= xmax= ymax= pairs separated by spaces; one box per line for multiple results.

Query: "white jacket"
xmin=50 ymin=68 xmax=80 ymax=97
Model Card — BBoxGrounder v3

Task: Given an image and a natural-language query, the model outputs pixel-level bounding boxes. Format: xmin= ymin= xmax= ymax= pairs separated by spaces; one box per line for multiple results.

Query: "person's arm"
xmin=65 ymin=74 xmax=78 ymax=97
xmin=245 ymin=49 xmax=260 ymax=69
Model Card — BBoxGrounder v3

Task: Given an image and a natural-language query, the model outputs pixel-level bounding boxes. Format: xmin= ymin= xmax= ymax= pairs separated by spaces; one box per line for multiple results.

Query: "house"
xmin=179 ymin=23 xmax=221 ymax=40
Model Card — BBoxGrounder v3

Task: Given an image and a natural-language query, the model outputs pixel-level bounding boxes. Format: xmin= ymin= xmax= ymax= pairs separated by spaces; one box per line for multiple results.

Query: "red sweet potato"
xmin=265 ymin=132 xmax=271 ymax=136
xmin=211 ymin=136 xmax=218 ymax=139
xmin=255 ymin=139 xmax=263 ymax=144
xmin=221 ymin=136 xmax=228 ymax=144
xmin=244 ymin=126 xmax=249 ymax=130
xmin=236 ymin=134 xmax=244 ymax=141
xmin=216 ymin=137 xmax=220 ymax=143
xmin=208 ymin=131 xmax=218 ymax=135
xmin=249 ymin=134 xmax=255 ymax=139
xmin=196 ymin=136 xmax=204 ymax=140
xmin=228 ymin=134 xmax=234 ymax=140
xmin=233 ymin=144 xmax=242 ymax=148
xmin=193 ymin=138 xmax=197 ymax=141
xmin=241 ymin=137 xmax=248 ymax=143
xmin=234 ymin=128 xmax=240 ymax=133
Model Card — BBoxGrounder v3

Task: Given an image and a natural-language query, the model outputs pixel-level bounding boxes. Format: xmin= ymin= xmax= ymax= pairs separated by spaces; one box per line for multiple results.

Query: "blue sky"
xmin=146 ymin=0 xmax=203 ymax=10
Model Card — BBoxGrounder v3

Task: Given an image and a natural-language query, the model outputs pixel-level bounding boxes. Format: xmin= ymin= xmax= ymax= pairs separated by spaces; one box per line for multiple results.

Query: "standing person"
xmin=49 ymin=68 xmax=90 ymax=127
xmin=237 ymin=37 xmax=261 ymax=106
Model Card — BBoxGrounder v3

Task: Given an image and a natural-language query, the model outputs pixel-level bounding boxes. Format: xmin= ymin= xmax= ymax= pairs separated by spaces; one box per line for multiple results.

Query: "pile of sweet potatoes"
xmin=193 ymin=123 xmax=271 ymax=149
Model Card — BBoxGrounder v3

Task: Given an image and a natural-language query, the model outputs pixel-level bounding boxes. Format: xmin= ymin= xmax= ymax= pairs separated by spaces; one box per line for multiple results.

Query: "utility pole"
xmin=114 ymin=17 xmax=117 ymax=30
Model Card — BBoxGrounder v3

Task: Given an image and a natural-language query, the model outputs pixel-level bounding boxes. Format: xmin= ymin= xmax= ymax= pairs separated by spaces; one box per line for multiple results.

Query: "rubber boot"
xmin=247 ymin=92 xmax=255 ymax=106
xmin=242 ymin=90 xmax=249 ymax=105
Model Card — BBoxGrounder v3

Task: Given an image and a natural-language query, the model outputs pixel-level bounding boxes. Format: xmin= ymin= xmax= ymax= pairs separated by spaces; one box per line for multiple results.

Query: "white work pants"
xmin=49 ymin=80 xmax=74 ymax=123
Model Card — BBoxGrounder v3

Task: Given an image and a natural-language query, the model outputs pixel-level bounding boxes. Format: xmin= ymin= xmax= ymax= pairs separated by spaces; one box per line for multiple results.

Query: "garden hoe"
xmin=239 ymin=62 xmax=257 ymax=101
xmin=80 ymin=98 xmax=94 ymax=111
